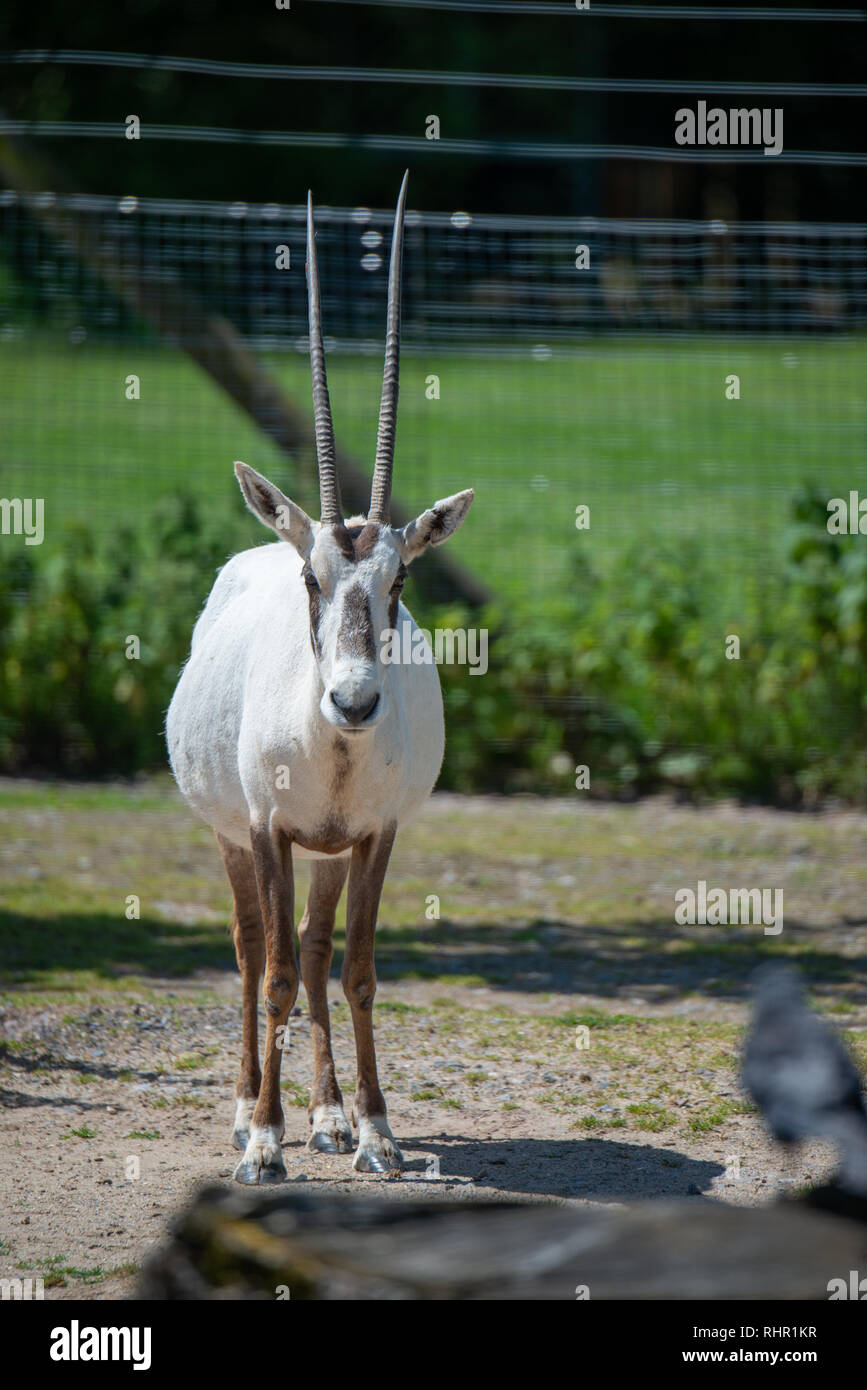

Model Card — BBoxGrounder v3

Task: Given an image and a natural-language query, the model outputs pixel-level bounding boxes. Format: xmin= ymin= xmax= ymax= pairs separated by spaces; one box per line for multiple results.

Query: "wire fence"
xmin=0 ymin=185 xmax=865 ymax=791
xmin=2 ymin=191 xmax=865 ymax=346
xmin=1 ymin=190 xmax=865 ymax=611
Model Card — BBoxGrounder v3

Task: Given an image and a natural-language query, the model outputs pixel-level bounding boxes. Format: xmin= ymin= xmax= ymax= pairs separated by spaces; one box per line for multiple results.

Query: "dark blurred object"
xmin=743 ymin=963 xmax=867 ymax=1197
xmin=137 ymin=1183 xmax=867 ymax=1301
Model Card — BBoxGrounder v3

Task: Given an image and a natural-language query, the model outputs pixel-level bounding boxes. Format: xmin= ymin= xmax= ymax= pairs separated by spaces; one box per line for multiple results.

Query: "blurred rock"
xmin=137 ymin=1184 xmax=867 ymax=1301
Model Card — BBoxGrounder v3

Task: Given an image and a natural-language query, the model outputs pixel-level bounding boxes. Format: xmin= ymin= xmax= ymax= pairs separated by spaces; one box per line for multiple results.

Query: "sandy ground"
xmin=1 ymin=785 xmax=865 ymax=1299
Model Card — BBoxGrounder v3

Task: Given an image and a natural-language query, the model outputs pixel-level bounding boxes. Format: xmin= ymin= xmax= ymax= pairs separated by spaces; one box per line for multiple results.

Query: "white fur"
xmin=232 ymin=1097 xmax=256 ymax=1150
xmin=166 ymin=468 xmax=473 ymax=859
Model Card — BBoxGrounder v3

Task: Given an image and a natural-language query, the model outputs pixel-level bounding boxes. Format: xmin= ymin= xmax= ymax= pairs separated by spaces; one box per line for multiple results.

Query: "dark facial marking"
xmin=327 ymin=521 xmax=383 ymax=563
xmin=330 ymin=525 xmax=358 ymax=562
xmin=302 ymin=560 xmax=323 ymax=656
xmin=353 ymin=522 xmax=383 ymax=560
xmin=338 ymin=583 xmax=376 ymax=662
xmin=387 ymin=561 xmax=407 ymax=631
xmin=309 ymin=523 xmax=398 ymax=665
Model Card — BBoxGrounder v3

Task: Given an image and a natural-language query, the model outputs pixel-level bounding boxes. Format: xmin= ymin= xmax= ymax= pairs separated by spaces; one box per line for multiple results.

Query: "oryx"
xmin=166 ymin=173 xmax=474 ymax=1181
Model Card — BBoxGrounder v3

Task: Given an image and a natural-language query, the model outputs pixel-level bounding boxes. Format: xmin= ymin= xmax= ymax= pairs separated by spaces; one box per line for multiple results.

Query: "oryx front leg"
xmin=299 ymin=857 xmax=354 ymax=1154
xmin=233 ymin=824 xmax=298 ymax=1185
xmin=344 ymin=825 xmax=403 ymax=1174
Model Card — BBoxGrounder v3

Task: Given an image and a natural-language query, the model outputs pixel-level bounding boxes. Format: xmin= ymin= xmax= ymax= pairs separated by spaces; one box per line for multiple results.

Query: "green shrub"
xmin=1 ymin=486 xmax=866 ymax=803
xmin=0 ymin=495 xmax=250 ymax=774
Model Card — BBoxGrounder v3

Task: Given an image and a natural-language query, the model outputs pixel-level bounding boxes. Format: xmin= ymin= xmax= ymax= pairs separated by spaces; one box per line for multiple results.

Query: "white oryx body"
xmin=166 ymin=172 xmax=474 ymax=1183
xmin=168 ymin=533 xmax=446 ymax=860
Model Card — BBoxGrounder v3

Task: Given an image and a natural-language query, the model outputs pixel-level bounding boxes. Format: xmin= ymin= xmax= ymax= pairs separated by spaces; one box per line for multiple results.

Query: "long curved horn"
xmin=306 ymin=192 xmax=342 ymax=525
xmin=369 ymin=170 xmax=409 ymax=525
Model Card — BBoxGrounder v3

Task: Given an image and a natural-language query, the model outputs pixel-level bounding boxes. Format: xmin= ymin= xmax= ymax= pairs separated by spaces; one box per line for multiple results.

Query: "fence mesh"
xmin=1 ymin=191 xmax=865 ymax=609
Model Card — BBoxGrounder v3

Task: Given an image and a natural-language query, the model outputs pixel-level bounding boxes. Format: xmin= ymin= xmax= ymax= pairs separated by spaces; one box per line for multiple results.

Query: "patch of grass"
xmin=124 ymin=1130 xmax=161 ymax=1140
xmin=438 ymin=974 xmax=488 ymax=988
xmin=572 ymin=1113 xmax=628 ymax=1131
xmin=171 ymin=1093 xmax=213 ymax=1109
xmin=688 ymin=1099 xmax=755 ymax=1133
xmin=411 ymin=1087 xmax=443 ymax=1101
xmin=12 ymin=1252 xmax=124 ymax=1287
xmin=626 ymin=1101 xmax=675 ymax=1132
xmin=824 ymin=998 xmax=858 ymax=1016
xmin=61 ymin=1125 xmax=96 ymax=1139
xmin=174 ymin=1050 xmax=216 ymax=1071
xmin=280 ymin=1080 xmax=309 ymax=1108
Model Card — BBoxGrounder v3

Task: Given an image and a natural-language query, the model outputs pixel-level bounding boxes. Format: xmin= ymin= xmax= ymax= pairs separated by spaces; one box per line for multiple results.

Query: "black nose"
xmin=330 ymin=691 xmax=380 ymax=725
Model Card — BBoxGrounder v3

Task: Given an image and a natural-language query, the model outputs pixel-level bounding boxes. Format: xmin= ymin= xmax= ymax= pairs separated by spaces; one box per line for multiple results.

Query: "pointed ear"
xmin=235 ymin=462 xmax=315 ymax=558
xmin=394 ymin=489 xmax=474 ymax=562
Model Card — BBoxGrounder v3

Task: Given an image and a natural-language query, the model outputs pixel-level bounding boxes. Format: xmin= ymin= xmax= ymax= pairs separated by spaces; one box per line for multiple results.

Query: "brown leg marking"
xmin=343 ymin=822 xmax=402 ymax=1173
xmin=299 ymin=857 xmax=352 ymax=1153
xmin=233 ymin=823 xmax=298 ymax=1184
xmin=216 ymin=833 xmax=264 ymax=1149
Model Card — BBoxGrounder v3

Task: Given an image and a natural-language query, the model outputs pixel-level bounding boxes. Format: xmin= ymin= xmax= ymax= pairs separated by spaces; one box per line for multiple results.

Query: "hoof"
xmin=352 ymin=1117 xmax=403 ymax=1174
xmin=233 ymin=1126 xmax=286 ymax=1185
xmin=233 ymin=1155 xmax=287 ymax=1185
xmin=353 ymin=1143 xmax=403 ymax=1174
xmin=308 ymin=1128 xmax=354 ymax=1155
xmin=308 ymin=1104 xmax=354 ymax=1155
xmin=232 ymin=1128 xmax=250 ymax=1153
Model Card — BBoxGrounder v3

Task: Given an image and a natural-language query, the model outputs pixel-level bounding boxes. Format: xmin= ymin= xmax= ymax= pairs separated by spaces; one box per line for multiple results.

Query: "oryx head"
xmin=235 ymin=172 xmax=474 ymax=733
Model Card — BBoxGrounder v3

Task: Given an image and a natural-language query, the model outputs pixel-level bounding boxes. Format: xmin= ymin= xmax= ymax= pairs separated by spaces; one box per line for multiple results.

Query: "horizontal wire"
xmin=2 ymin=120 xmax=864 ymax=165
xmin=2 ymin=50 xmax=863 ymax=97
xmin=307 ymin=0 xmax=866 ymax=19
xmin=5 ymin=190 xmax=865 ymax=234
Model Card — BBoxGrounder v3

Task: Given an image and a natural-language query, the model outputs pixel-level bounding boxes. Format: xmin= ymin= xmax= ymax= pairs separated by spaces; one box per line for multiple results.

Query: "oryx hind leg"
xmin=217 ymin=831 xmax=265 ymax=1155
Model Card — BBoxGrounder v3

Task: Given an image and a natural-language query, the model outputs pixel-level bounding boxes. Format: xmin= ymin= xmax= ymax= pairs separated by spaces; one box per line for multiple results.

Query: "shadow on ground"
xmin=0 ymin=908 xmax=233 ymax=985
xmin=372 ymin=916 xmax=867 ymax=1004
xmin=2 ymin=907 xmax=865 ymax=1005
xmin=381 ymin=1134 xmax=722 ymax=1200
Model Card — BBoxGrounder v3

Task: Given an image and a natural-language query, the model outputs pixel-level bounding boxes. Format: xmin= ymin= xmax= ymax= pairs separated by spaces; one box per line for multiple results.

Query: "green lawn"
xmin=2 ymin=335 xmax=864 ymax=607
